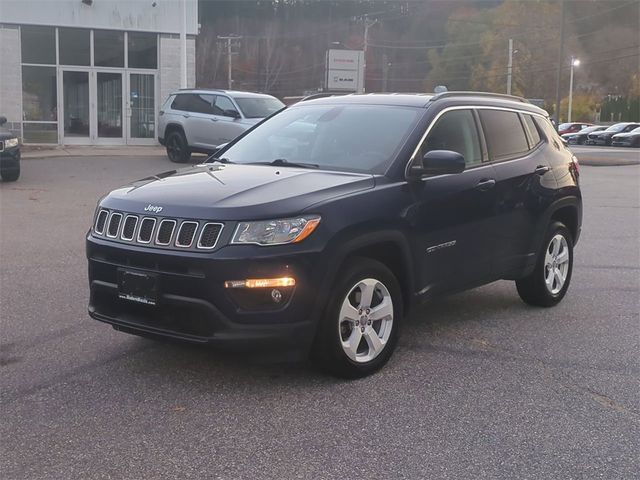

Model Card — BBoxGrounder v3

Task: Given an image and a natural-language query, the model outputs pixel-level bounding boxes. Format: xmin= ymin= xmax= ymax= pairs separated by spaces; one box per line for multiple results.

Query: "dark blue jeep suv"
xmin=87 ymin=92 xmax=582 ymax=378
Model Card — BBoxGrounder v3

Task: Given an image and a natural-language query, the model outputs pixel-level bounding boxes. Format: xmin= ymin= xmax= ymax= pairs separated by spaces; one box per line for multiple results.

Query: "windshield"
xmin=216 ymin=104 xmax=422 ymax=174
xmin=558 ymin=123 xmax=572 ymax=130
xmin=235 ymin=97 xmax=285 ymax=118
xmin=579 ymin=126 xmax=602 ymax=133
xmin=631 ymin=127 xmax=640 ymax=133
xmin=605 ymin=123 xmax=627 ymax=132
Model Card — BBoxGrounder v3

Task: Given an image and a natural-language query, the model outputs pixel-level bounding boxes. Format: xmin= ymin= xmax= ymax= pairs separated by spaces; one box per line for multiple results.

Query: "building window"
xmin=127 ymin=32 xmax=157 ymax=69
xmin=94 ymin=30 xmax=124 ymax=67
xmin=22 ymin=66 xmax=58 ymax=143
xmin=21 ymin=26 xmax=55 ymax=64
xmin=59 ymin=28 xmax=90 ymax=66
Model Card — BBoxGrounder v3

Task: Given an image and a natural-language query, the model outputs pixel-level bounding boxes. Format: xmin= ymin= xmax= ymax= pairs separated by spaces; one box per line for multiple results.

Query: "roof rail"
xmin=300 ymin=92 xmax=349 ymax=102
xmin=430 ymin=91 xmax=529 ymax=104
xmin=177 ymin=88 xmax=226 ymax=93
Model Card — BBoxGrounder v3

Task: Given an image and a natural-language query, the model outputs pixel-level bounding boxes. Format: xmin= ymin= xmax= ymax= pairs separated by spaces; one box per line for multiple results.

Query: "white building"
xmin=0 ymin=0 xmax=197 ymax=145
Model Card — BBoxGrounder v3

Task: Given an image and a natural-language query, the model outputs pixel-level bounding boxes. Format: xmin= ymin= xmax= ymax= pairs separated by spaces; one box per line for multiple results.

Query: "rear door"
xmin=409 ymin=108 xmax=499 ymax=294
xmin=480 ymin=109 xmax=558 ymax=277
xmin=183 ymin=93 xmax=218 ymax=150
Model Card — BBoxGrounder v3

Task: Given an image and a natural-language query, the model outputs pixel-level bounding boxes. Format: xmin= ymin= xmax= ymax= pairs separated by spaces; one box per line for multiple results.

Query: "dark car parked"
xmin=562 ymin=125 xmax=606 ymax=145
xmin=587 ymin=122 xmax=640 ymax=146
xmin=611 ymin=126 xmax=640 ymax=147
xmin=87 ymin=92 xmax=582 ymax=378
xmin=557 ymin=122 xmax=592 ymax=136
xmin=0 ymin=116 xmax=20 ymax=182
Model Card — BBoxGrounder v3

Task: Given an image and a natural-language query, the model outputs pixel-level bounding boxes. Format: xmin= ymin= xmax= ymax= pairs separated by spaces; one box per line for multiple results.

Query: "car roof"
xmin=295 ymin=91 xmax=548 ymax=116
xmin=170 ymin=89 xmax=277 ymax=99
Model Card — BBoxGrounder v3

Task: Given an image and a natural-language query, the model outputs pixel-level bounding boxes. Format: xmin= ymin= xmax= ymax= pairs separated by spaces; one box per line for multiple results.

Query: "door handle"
xmin=210 ymin=117 xmax=218 ymax=122
xmin=534 ymin=165 xmax=550 ymax=175
xmin=475 ymin=178 xmax=496 ymax=191
xmin=182 ymin=114 xmax=190 ymax=119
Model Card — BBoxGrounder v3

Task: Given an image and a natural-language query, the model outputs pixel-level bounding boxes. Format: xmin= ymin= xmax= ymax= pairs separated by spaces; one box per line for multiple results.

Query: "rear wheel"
xmin=516 ymin=221 xmax=573 ymax=307
xmin=0 ymin=165 xmax=20 ymax=182
xmin=165 ymin=130 xmax=191 ymax=163
xmin=312 ymin=258 xmax=402 ymax=378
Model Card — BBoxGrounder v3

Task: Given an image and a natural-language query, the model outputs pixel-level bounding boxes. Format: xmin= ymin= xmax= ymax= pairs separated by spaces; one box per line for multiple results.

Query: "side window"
xmin=187 ymin=94 xmax=215 ymax=115
xmin=522 ymin=114 xmax=542 ymax=147
xmin=418 ymin=109 xmax=482 ymax=167
xmin=170 ymin=94 xmax=190 ymax=112
xmin=479 ymin=110 xmax=530 ymax=160
xmin=213 ymin=96 xmax=239 ymax=117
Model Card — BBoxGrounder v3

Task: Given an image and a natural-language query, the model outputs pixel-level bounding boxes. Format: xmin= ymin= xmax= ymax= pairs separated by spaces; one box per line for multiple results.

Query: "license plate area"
xmin=117 ymin=269 xmax=158 ymax=306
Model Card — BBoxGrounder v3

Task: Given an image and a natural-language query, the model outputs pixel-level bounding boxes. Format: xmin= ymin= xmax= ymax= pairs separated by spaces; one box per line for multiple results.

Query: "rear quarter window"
xmin=171 ymin=94 xmax=192 ymax=112
xmin=522 ymin=114 xmax=542 ymax=147
xmin=479 ymin=109 xmax=530 ymax=161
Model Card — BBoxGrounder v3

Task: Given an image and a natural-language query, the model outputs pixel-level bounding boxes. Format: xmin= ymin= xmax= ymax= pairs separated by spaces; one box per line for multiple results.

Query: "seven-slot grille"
xmin=92 ymin=209 xmax=223 ymax=251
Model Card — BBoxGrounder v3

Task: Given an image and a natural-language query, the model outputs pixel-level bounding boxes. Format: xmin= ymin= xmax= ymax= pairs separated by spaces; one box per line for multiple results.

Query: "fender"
xmin=523 ymin=195 xmax=582 ymax=276
xmin=311 ymin=229 xmax=416 ymax=321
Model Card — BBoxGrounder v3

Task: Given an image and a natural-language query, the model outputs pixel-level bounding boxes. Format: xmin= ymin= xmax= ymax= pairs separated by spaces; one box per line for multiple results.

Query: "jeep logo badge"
xmin=144 ymin=204 xmax=163 ymax=214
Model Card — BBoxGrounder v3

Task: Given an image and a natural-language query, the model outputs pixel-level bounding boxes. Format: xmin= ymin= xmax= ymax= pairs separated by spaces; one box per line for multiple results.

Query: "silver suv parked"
xmin=158 ymin=89 xmax=284 ymax=162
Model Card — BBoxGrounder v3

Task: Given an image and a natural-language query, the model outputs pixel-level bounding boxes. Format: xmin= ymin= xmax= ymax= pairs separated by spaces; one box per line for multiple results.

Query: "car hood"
xmin=612 ymin=131 xmax=636 ymax=138
xmin=101 ymin=163 xmax=375 ymax=220
xmin=0 ymin=129 xmax=15 ymax=140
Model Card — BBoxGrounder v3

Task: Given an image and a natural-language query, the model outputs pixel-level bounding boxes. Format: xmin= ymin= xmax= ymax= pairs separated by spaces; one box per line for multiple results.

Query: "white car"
xmin=158 ymin=89 xmax=284 ymax=162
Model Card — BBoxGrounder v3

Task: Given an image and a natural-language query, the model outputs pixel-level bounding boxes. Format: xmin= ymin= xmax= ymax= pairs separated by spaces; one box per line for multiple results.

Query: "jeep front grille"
xmin=92 ymin=209 xmax=223 ymax=251
xmin=198 ymin=223 xmax=223 ymax=249
xmin=121 ymin=215 xmax=138 ymax=241
xmin=107 ymin=213 xmax=122 ymax=237
xmin=176 ymin=221 xmax=198 ymax=247
xmin=137 ymin=218 xmax=156 ymax=243
xmin=94 ymin=210 xmax=109 ymax=235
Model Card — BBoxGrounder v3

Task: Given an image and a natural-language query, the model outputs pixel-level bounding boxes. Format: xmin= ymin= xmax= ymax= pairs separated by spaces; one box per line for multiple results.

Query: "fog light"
xmin=271 ymin=289 xmax=282 ymax=303
xmin=224 ymin=277 xmax=296 ymax=289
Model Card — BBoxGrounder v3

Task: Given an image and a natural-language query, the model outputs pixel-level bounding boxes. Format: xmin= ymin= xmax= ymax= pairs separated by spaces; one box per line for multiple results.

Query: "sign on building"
xmin=326 ymin=49 xmax=364 ymax=92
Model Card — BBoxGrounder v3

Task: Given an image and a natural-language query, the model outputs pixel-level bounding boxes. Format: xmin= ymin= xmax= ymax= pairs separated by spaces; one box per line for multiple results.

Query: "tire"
xmin=312 ymin=257 xmax=403 ymax=378
xmin=516 ymin=221 xmax=573 ymax=307
xmin=165 ymin=130 xmax=192 ymax=163
xmin=0 ymin=165 xmax=20 ymax=182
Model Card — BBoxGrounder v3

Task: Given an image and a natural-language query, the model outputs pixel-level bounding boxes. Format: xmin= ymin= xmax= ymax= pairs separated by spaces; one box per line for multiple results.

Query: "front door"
xmin=95 ymin=71 xmax=124 ymax=144
xmin=61 ymin=70 xmax=91 ymax=145
xmin=409 ymin=108 xmax=498 ymax=295
xmin=126 ymin=72 xmax=157 ymax=145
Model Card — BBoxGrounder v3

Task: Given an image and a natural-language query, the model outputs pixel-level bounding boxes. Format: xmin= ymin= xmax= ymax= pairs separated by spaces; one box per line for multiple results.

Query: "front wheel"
xmin=0 ymin=165 xmax=20 ymax=182
xmin=516 ymin=221 xmax=573 ymax=307
xmin=165 ymin=130 xmax=192 ymax=163
xmin=312 ymin=258 xmax=403 ymax=378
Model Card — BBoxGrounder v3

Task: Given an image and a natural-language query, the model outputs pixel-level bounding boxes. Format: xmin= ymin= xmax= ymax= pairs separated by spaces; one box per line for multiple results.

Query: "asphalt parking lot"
xmin=1 ymin=152 xmax=639 ymax=479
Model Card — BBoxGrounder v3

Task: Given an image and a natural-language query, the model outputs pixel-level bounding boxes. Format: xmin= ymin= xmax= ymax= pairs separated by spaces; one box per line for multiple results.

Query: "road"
xmin=1 ymin=155 xmax=639 ymax=479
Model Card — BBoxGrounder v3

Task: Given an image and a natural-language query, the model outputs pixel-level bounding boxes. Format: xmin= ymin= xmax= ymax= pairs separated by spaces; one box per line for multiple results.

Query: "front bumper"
xmin=588 ymin=136 xmax=611 ymax=145
xmin=87 ymin=235 xmax=328 ymax=354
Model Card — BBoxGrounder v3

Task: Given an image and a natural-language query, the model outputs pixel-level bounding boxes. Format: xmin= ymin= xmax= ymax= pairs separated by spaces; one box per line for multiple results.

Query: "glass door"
xmin=95 ymin=71 xmax=124 ymax=144
xmin=61 ymin=70 xmax=90 ymax=145
xmin=126 ymin=72 xmax=157 ymax=145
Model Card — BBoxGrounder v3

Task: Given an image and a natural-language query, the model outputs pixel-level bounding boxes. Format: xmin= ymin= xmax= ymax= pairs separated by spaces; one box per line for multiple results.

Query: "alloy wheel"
xmin=544 ymin=234 xmax=570 ymax=295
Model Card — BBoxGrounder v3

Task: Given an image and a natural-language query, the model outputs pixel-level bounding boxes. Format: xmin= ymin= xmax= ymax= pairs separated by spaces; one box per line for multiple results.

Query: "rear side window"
xmin=419 ymin=109 xmax=482 ymax=166
xmin=170 ymin=94 xmax=191 ymax=112
xmin=188 ymin=94 xmax=215 ymax=114
xmin=522 ymin=114 xmax=542 ymax=146
xmin=479 ymin=110 xmax=529 ymax=160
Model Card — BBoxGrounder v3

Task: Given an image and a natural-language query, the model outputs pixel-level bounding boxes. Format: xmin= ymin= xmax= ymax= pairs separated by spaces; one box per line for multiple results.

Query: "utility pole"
xmin=554 ymin=0 xmax=567 ymax=127
xmin=382 ymin=54 xmax=390 ymax=92
xmin=361 ymin=16 xmax=378 ymax=94
xmin=180 ymin=0 xmax=187 ymax=88
xmin=218 ymin=35 xmax=242 ymax=90
xmin=506 ymin=38 xmax=513 ymax=95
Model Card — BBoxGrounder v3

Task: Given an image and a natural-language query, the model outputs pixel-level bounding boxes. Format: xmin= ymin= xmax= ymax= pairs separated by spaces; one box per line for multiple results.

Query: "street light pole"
xmin=507 ymin=38 xmax=513 ymax=95
xmin=568 ymin=57 xmax=580 ymax=123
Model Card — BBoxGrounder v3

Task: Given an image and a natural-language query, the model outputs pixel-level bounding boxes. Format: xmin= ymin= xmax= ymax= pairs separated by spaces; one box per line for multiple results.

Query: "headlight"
xmin=4 ymin=137 xmax=19 ymax=148
xmin=232 ymin=216 xmax=321 ymax=246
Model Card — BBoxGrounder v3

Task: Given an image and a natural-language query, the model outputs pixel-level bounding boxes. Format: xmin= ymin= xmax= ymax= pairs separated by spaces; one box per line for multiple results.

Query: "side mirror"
xmin=223 ymin=109 xmax=240 ymax=119
xmin=0 ymin=116 xmax=7 ymax=126
xmin=410 ymin=150 xmax=466 ymax=178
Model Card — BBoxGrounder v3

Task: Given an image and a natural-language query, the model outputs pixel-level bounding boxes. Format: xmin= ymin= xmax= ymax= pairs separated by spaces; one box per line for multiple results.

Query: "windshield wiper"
xmin=207 ymin=157 xmax=235 ymax=165
xmin=250 ymin=158 xmax=319 ymax=169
